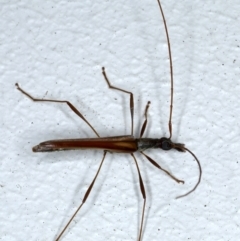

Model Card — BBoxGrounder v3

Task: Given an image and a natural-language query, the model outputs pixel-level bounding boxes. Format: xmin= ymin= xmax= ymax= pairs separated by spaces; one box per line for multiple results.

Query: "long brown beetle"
xmin=16 ymin=0 xmax=202 ymax=240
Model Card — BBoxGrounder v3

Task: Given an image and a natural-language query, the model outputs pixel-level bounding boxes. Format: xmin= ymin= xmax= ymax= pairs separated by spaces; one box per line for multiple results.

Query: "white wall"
xmin=1 ymin=0 xmax=239 ymax=240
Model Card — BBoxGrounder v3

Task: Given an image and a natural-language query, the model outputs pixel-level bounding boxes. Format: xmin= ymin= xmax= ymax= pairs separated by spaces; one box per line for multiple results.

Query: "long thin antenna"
xmin=156 ymin=0 xmax=174 ymax=139
xmin=175 ymin=147 xmax=202 ymax=199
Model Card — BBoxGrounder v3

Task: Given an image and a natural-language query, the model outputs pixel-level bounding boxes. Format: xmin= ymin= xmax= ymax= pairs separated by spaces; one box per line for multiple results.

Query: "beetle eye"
xmin=162 ymin=140 xmax=172 ymax=150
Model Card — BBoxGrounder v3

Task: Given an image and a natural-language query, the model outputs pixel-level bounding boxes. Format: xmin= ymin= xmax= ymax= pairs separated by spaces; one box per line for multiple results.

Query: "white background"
xmin=1 ymin=0 xmax=240 ymax=240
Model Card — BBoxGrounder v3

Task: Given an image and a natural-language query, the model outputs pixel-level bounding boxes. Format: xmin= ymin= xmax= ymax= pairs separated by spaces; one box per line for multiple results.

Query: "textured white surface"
xmin=1 ymin=0 xmax=240 ymax=241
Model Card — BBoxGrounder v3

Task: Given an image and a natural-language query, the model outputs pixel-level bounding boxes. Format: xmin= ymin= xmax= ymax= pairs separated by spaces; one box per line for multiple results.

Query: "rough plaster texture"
xmin=0 ymin=0 xmax=240 ymax=241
